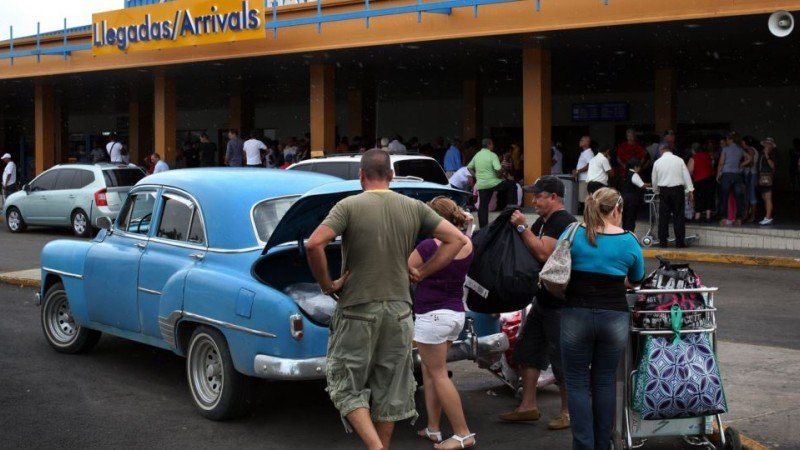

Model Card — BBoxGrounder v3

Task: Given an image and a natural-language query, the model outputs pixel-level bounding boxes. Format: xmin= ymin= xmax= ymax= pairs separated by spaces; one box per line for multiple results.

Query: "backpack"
xmin=465 ymin=209 xmax=541 ymax=313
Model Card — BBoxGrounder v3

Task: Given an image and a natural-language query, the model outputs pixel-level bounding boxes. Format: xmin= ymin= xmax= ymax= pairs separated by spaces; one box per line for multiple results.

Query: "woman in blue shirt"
xmin=560 ymin=187 xmax=645 ymax=450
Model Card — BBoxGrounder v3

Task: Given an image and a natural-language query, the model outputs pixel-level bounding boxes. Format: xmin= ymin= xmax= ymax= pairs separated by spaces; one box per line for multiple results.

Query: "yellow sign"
xmin=92 ymin=0 xmax=263 ymax=55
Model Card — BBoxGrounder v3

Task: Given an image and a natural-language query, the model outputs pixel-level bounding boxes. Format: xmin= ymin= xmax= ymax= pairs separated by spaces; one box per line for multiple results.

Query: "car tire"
xmin=41 ymin=282 xmax=101 ymax=354
xmin=6 ymin=207 xmax=27 ymax=233
xmin=186 ymin=326 xmax=253 ymax=420
xmin=71 ymin=209 xmax=91 ymax=238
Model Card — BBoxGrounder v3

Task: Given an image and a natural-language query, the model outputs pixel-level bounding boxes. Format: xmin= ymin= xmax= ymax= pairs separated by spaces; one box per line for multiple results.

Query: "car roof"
xmin=49 ymin=163 xmax=141 ymax=171
xmin=292 ymin=153 xmax=437 ymax=164
xmin=135 ymin=168 xmax=342 ymax=249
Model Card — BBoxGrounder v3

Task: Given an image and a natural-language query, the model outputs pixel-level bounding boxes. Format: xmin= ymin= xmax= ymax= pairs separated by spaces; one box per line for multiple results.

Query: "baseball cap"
xmin=761 ymin=137 xmax=777 ymax=147
xmin=523 ymin=175 xmax=565 ymax=197
xmin=1 ymin=153 xmax=10 ymax=160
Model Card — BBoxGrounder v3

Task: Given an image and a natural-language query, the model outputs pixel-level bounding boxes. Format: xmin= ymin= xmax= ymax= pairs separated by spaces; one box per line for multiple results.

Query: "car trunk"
xmin=250 ymin=180 xmax=470 ymax=326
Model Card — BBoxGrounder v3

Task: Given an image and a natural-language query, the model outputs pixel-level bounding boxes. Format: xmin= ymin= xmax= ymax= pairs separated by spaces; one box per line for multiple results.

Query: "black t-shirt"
xmin=531 ymin=209 xmax=577 ymax=308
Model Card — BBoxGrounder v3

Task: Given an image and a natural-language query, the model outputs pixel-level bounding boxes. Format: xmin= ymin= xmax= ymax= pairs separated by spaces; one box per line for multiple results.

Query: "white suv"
xmin=287 ymin=153 xmax=448 ymax=185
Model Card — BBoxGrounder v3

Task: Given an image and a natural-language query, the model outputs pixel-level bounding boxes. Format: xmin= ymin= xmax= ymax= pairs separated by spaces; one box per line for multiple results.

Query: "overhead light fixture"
xmin=614 ymin=50 xmax=626 ymax=55
xmin=683 ymin=23 xmax=701 ymax=28
xmin=404 ymin=44 xmax=420 ymax=49
xmin=496 ymin=58 xmax=508 ymax=63
xmin=533 ymin=35 xmax=547 ymax=40
xmin=752 ymin=41 xmax=765 ymax=46
xmin=212 ymin=62 xmax=225 ymax=66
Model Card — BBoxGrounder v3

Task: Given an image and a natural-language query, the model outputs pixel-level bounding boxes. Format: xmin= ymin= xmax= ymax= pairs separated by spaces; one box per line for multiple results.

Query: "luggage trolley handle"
xmin=633 ymin=287 xmax=719 ymax=295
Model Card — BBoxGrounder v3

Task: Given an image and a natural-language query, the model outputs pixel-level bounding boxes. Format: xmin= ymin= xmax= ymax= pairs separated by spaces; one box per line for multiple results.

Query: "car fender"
xmin=171 ymin=267 xmax=328 ymax=377
xmin=40 ymin=239 xmax=93 ymax=324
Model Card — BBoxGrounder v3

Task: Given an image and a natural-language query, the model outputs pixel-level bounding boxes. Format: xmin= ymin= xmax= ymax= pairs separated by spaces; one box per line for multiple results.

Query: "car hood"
xmin=262 ymin=179 xmax=470 ymax=254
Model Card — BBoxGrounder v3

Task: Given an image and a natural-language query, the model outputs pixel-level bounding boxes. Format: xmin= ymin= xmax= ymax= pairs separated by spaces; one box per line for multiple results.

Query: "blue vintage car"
xmin=37 ymin=168 xmax=508 ymax=420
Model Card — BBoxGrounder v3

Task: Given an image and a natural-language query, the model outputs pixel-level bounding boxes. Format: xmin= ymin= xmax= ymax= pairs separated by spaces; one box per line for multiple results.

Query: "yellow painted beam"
xmin=154 ymin=73 xmax=176 ymax=165
xmin=310 ymin=63 xmax=335 ymax=156
xmin=522 ymin=47 xmax=551 ymax=189
xmin=34 ymin=83 xmax=56 ymax=175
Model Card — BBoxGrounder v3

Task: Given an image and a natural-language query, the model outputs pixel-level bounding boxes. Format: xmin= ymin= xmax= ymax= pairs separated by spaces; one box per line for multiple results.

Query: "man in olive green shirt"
xmin=468 ymin=138 xmax=517 ymax=228
xmin=306 ymin=149 xmax=467 ymax=450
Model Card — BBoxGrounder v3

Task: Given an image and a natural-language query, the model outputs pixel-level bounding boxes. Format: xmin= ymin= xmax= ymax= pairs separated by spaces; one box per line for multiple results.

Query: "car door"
xmin=23 ymin=169 xmax=60 ymax=222
xmin=84 ymin=189 xmax=158 ymax=332
xmin=46 ymin=169 xmax=80 ymax=225
xmin=137 ymin=190 xmax=207 ymax=338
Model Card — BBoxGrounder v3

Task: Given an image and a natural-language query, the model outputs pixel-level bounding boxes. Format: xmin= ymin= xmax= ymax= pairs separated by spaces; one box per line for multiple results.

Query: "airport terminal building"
xmin=0 ymin=0 xmax=799 ymax=188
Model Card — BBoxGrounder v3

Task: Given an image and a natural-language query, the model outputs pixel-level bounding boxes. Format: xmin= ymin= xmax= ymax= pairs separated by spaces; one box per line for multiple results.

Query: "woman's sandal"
xmin=434 ymin=433 xmax=476 ymax=449
xmin=417 ymin=428 xmax=442 ymax=443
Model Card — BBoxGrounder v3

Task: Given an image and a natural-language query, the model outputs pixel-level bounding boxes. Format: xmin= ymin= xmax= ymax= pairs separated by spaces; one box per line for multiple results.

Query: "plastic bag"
xmin=465 ymin=209 xmax=540 ymax=314
xmin=284 ymin=283 xmax=337 ymax=326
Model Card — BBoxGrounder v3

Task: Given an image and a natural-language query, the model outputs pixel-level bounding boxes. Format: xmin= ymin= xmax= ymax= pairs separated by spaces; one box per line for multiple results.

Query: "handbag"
xmin=538 ymin=222 xmax=580 ymax=299
xmin=758 ymin=157 xmax=774 ymax=187
xmin=633 ymin=257 xmax=706 ymax=329
xmin=633 ymin=306 xmax=728 ymax=420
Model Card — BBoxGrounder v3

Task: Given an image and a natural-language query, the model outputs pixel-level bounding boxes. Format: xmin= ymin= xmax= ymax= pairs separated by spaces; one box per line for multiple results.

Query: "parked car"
xmin=4 ymin=163 xmax=146 ymax=237
xmin=287 ymin=153 xmax=449 ymax=185
xmin=36 ymin=168 xmax=508 ymax=420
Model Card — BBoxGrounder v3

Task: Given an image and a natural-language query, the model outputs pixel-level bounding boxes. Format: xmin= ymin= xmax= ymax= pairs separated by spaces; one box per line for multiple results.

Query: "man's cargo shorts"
xmin=326 ymin=300 xmax=418 ymax=431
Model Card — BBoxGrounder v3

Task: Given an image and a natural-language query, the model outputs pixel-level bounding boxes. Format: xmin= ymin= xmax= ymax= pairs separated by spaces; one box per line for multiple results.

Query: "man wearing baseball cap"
xmin=500 ymin=176 xmax=576 ymax=430
xmin=1 ymin=153 xmax=17 ymax=201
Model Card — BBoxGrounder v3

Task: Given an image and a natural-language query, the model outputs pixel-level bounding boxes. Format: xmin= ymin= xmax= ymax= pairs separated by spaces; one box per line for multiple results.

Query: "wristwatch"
xmin=516 ymin=224 xmax=528 ymax=234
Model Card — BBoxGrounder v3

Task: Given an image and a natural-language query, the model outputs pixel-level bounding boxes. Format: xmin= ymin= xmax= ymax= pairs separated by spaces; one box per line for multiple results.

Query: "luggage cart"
xmin=613 ymin=287 xmax=741 ymax=449
xmin=640 ymin=189 xmax=699 ymax=247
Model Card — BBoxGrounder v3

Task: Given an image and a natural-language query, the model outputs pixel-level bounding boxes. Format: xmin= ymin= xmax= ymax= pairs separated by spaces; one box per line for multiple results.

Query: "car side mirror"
xmin=23 ymin=184 xmax=30 ymax=194
xmin=96 ymin=216 xmax=113 ymax=231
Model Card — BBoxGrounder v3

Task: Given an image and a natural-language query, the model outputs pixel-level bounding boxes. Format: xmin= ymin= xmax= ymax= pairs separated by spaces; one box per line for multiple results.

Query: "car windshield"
xmin=252 ymin=196 xmax=301 ymax=244
xmin=103 ymin=169 xmax=145 ymax=187
xmin=393 ymin=159 xmax=448 ymax=184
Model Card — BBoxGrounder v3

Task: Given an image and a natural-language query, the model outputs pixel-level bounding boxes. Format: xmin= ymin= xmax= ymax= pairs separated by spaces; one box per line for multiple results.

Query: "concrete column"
xmin=154 ymin=73 xmax=176 ymax=164
xmin=229 ymin=81 xmax=254 ymax=137
xmin=310 ymin=63 xmax=335 ymax=156
xmin=34 ymin=83 xmax=56 ymax=175
xmin=522 ymin=47 xmax=552 ymax=186
xmin=55 ymin=98 xmax=67 ymax=164
xmin=463 ymin=78 xmax=483 ymax=142
xmin=129 ymin=99 xmax=153 ymax=166
xmin=654 ymin=68 xmax=677 ymax=136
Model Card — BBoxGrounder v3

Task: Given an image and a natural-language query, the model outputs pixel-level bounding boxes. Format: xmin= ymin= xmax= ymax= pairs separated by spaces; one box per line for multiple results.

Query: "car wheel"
xmin=6 ymin=207 xmax=27 ymax=233
xmin=186 ymin=326 xmax=252 ymax=420
xmin=71 ymin=209 xmax=90 ymax=237
xmin=41 ymin=282 xmax=101 ymax=354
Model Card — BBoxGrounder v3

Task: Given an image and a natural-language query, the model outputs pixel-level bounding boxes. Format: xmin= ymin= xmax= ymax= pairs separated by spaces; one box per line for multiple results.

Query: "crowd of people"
xmin=307 ymin=149 xmax=643 ymax=449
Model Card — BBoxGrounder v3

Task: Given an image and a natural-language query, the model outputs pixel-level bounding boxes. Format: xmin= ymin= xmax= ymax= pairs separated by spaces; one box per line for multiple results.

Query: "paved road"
xmin=2 ymin=260 xmax=799 ymax=448
xmin=0 ymin=225 xmax=82 ymax=272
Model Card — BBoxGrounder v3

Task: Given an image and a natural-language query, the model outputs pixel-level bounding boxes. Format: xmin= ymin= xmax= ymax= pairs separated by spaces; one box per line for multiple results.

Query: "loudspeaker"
xmin=768 ymin=10 xmax=794 ymax=37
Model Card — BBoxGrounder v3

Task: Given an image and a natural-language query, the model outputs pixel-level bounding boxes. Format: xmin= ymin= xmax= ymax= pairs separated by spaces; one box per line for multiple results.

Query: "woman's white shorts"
xmin=414 ymin=309 xmax=466 ymax=345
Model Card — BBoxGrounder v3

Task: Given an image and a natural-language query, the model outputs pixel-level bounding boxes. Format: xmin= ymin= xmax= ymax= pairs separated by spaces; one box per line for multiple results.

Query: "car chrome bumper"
xmin=253 ymin=354 xmax=327 ymax=380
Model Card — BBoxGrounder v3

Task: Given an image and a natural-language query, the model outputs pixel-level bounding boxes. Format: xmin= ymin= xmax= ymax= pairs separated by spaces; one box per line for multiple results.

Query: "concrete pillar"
xmin=229 ymin=81 xmax=254 ymax=137
xmin=522 ymin=47 xmax=552 ymax=187
xmin=310 ymin=63 xmax=335 ymax=157
xmin=129 ymin=99 xmax=153 ymax=166
xmin=463 ymin=78 xmax=483 ymax=142
xmin=34 ymin=83 xmax=56 ymax=175
xmin=654 ymin=68 xmax=677 ymax=136
xmin=154 ymin=73 xmax=176 ymax=164
xmin=55 ymin=98 xmax=67 ymax=164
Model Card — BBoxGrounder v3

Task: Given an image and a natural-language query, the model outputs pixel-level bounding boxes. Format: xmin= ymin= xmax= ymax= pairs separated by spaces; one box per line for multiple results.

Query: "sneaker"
xmin=547 ymin=414 xmax=571 ymax=430
xmin=759 ymin=217 xmax=773 ymax=225
xmin=499 ymin=409 xmax=541 ymax=422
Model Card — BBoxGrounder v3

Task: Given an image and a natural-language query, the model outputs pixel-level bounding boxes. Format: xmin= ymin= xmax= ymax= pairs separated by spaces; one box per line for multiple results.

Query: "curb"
xmin=0 ymin=274 xmax=40 ymax=288
xmin=642 ymin=249 xmax=800 ymax=269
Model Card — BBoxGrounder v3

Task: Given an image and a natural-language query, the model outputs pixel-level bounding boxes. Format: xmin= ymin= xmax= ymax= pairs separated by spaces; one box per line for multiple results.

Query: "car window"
xmin=314 ymin=162 xmax=355 ymax=180
xmin=393 ymin=159 xmax=448 ymax=184
xmin=103 ymin=169 xmax=145 ymax=187
xmin=79 ymin=170 xmax=96 ymax=188
xmin=53 ymin=169 xmax=79 ymax=190
xmin=157 ymin=194 xmax=194 ymax=242
xmin=252 ymin=196 xmax=300 ymax=243
xmin=187 ymin=210 xmax=206 ymax=245
xmin=118 ymin=191 xmax=157 ymax=235
xmin=287 ymin=163 xmax=315 ymax=173
xmin=30 ymin=170 xmax=60 ymax=191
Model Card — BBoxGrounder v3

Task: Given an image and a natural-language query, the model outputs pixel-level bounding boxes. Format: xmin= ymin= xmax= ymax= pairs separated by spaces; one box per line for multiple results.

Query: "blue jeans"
xmin=561 ymin=307 xmax=629 ymax=450
xmin=718 ymin=173 xmax=745 ymax=220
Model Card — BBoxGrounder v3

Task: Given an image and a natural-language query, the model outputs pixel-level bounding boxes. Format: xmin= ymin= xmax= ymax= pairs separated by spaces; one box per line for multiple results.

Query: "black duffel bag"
xmin=465 ymin=208 xmax=540 ymax=313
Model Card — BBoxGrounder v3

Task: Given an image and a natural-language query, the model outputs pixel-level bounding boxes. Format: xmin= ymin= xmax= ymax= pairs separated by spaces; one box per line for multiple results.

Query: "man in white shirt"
xmin=585 ymin=148 xmax=613 ymax=195
xmin=243 ymin=131 xmax=267 ymax=167
xmin=652 ymin=144 xmax=694 ymax=248
xmin=448 ymin=166 xmax=474 ymax=191
xmin=2 ymin=153 xmax=18 ymax=200
xmin=106 ymin=134 xmax=124 ymax=163
xmin=571 ymin=136 xmax=595 ymax=205
xmin=152 ymin=153 xmax=170 ymax=174
xmin=550 ymin=145 xmax=564 ymax=175
xmin=388 ymin=136 xmax=407 ymax=155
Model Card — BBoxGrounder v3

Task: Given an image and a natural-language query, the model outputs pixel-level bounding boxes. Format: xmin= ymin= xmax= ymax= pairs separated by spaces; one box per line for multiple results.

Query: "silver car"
xmin=3 ymin=163 xmax=146 ymax=237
